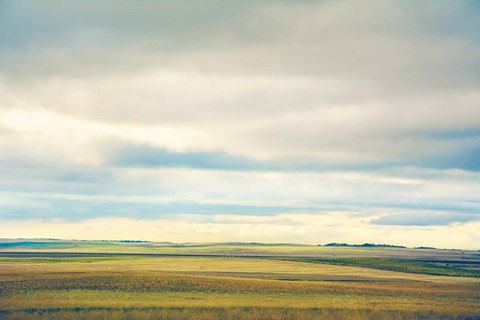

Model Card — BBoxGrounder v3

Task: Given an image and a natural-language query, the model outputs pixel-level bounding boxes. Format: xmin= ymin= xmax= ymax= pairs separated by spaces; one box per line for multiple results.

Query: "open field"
xmin=0 ymin=241 xmax=479 ymax=319
xmin=2 ymin=239 xmax=479 ymax=271
xmin=2 ymin=240 xmax=479 ymax=259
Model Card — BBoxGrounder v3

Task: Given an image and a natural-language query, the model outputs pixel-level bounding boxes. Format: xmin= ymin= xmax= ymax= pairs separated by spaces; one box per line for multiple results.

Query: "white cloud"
xmin=1 ymin=0 xmax=480 ymax=247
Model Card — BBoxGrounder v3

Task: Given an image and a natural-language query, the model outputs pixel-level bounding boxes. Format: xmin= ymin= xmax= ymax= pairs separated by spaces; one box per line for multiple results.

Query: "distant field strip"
xmin=275 ymin=257 xmax=480 ymax=278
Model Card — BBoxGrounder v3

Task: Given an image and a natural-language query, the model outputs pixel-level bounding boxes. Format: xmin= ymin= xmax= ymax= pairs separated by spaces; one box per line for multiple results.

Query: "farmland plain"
xmin=0 ymin=240 xmax=479 ymax=319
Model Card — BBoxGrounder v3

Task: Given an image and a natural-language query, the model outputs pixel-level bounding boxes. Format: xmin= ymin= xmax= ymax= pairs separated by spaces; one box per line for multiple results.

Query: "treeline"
xmin=321 ymin=243 xmax=406 ymax=248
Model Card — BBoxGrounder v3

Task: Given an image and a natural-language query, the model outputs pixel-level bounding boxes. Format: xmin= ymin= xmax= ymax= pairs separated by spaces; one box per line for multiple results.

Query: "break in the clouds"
xmin=0 ymin=0 xmax=479 ymax=248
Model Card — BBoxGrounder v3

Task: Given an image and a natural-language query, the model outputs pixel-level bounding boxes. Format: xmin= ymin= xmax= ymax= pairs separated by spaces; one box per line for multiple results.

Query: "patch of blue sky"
xmin=413 ymin=141 xmax=480 ymax=172
xmin=421 ymin=127 xmax=480 ymax=140
xmin=111 ymin=144 xmax=267 ymax=171
xmin=372 ymin=212 xmax=479 ymax=226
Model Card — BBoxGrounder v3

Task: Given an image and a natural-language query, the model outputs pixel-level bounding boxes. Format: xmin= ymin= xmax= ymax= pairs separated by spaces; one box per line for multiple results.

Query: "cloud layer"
xmin=1 ymin=0 xmax=479 ymax=247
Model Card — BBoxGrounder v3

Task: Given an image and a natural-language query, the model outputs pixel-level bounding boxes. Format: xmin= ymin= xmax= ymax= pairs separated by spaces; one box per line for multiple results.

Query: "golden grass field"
xmin=1 ymin=252 xmax=479 ymax=320
xmin=1 ymin=241 xmax=476 ymax=259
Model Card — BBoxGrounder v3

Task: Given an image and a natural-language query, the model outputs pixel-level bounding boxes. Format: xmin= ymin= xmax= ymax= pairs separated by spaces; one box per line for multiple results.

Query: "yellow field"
xmin=2 ymin=242 xmax=473 ymax=260
xmin=1 ymin=256 xmax=479 ymax=283
xmin=1 ymin=256 xmax=479 ymax=319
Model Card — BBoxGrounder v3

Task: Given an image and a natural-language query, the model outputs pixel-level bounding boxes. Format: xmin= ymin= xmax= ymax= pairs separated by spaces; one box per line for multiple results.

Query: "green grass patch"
xmin=275 ymin=257 xmax=480 ymax=278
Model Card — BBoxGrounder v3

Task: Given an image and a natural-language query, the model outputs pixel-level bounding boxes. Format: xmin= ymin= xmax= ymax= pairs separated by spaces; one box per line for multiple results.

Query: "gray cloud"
xmin=1 ymin=0 xmax=479 ymax=170
xmin=2 ymin=0 xmax=479 ymax=83
xmin=372 ymin=212 xmax=479 ymax=226
xmin=110 ymin=142 xmax=266 ymax=170
xmin=0 ymin=194 xmax=303 ymax=221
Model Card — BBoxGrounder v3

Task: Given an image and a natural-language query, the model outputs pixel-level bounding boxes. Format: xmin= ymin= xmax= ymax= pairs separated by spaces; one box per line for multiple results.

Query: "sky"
xmin=1 ymin=0 xmax=479 ymax=249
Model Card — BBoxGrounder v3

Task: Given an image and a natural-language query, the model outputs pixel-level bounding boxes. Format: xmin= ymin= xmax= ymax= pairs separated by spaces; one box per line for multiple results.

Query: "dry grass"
xmin=1 ymin=256 xmax=478 ymax=283
xmin=1 ymin=307 xmax=478 ymax=320
xmin=1 ymin=256 xmax=479 ymax=319
xmin=1 ymin=242 xmax=475 ymax=261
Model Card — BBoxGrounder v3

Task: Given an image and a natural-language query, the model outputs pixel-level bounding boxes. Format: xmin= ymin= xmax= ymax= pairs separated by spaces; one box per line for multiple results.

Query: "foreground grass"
xmin=1 ymin=307 xmax=478 ymax=320
xmin=277 ymin=257 xmax=480 ymax=278
xmin=1 ymin=256 xmax=479 ymax=319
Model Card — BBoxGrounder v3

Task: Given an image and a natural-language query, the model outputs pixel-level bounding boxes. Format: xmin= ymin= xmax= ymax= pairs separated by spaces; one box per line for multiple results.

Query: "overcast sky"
xmin=1 ymin=0 xmax=479 ymax=248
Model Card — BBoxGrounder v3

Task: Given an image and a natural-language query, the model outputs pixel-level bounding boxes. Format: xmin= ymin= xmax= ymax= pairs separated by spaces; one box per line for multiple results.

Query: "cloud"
xmin=110 ymin=142 xmax=266 ymax=170
xmin=372 ymin=212 xmax=479 ymax=226
xmin=0 ymin=194 xmax=309 ymax=221
xmin=2 ymin=0 xmax=480 ymax=169
xmin=2 ymin=0 xmax=479 ymax=84
xmin=1 ymin=0 xmax=480 ymax=247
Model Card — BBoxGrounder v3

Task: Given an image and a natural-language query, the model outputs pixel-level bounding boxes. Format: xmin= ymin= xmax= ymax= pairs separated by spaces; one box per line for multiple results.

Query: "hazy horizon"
xmin=1 ymin=0 xmax=480 ymax=249
xmin=2 ymin=238 xmax=477 ymax=251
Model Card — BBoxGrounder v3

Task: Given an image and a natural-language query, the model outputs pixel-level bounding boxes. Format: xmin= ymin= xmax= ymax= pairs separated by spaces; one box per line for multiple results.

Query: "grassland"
xmin=277 ymin=257 xmax=480 ymax=278
xmin=0 ymin=241 xmax=479 ymax=319
xmin=2 ymin=240 xmax=477 ymax=259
